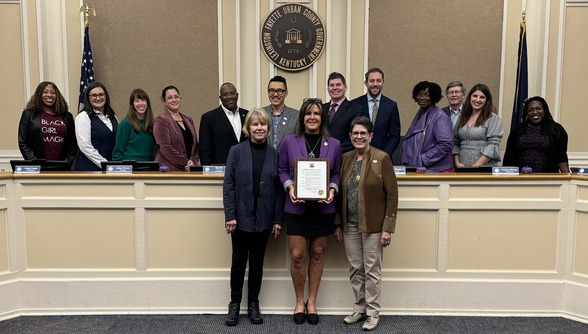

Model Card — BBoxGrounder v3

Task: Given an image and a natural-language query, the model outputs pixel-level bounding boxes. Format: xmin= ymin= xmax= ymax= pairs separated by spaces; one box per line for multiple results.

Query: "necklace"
xmin=305 ymin=136 xmax=321 ymax=158
xmin=353 ymin=159 xmax=363 ymax=181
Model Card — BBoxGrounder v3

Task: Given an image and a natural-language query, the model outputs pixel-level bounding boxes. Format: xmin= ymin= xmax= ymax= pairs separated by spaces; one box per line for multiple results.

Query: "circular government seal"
xmin=261 ymin=4 xmax=326 ymax=71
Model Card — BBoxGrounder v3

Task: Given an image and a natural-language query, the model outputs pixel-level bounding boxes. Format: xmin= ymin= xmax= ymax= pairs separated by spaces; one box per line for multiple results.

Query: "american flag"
xmin=78 ymin=24 xmax=95 ymax=111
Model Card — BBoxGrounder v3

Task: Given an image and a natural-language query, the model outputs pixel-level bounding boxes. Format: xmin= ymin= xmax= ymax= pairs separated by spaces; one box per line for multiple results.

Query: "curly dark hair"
xmin=411 ymin=81 xmax=442 ymax=104
xmin=25 ymin=81 xmax=69 ymax=115
xmin=522 ymin=96 xmax=561 ymax=138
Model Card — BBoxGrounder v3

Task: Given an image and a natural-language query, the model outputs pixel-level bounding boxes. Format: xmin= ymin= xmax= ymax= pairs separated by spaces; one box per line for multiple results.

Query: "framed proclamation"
xmin=295 ymin=158 xmax=329 ymax=200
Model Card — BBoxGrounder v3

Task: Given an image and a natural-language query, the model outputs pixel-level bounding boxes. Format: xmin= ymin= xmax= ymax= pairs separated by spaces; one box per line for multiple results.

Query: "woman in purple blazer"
xmin=278 ymin=98 xmax=342 ymax=325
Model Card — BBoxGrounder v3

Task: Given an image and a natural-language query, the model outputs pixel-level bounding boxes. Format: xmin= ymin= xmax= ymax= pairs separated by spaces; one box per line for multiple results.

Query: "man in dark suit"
xmin=199 ymin=82 xmax=248 ymax=165
xmin=441 ymin=81 xmax=466 ymax=129
xmin=352 ymin=68 xmax=401 ymax=158
xmin=324 ymin=72 xmax=368 ymax=153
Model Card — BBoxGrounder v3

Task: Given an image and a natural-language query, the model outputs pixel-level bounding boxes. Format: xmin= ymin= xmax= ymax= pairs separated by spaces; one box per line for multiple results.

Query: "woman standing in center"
xmin=278 ymin=98 xmax=342 ymax=325
xmin=112 ymin=88 xmax=156 ymax=161
xmin=153 ymin=85 xmax=199 ymax=170
xmin=453 ymin=83 xmax=504 ymax=167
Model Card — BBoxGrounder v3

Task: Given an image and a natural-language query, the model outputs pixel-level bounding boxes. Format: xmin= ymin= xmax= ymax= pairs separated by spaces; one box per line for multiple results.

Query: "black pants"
xmin=230 ymin=229 xmax=271 ymax=304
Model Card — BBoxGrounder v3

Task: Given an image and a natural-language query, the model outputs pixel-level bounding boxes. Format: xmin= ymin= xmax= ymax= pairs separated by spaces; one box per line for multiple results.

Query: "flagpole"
xmin=78 ymin=4 xmax=97 ymax=111
xmin=79 ymin=4 xmax=96 ymax=28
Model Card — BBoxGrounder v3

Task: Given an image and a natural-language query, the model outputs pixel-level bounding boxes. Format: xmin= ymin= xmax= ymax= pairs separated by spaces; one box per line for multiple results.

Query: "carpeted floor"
xmin=1 ymin=314 xmax=587 ymax=334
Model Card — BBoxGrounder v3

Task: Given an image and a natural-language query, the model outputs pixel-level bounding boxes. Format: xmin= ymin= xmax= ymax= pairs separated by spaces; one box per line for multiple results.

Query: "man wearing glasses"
xmin=441 ymin=81 xmax=466 ymax=128
xmin=263 ymin=76 xmax=298 ymax=150
xmin=324 ymin=72 xmax=368 ymax=153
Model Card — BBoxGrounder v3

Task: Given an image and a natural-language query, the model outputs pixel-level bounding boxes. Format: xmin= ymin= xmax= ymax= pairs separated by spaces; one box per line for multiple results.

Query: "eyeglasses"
xmin=303 ymin=98 xmax=322 ymax=104
xmin=268 ymin=89 xmax=286 ymax=95
xmin=416 ymin=92 xmax=430 ymax=99
xmin=447 ymin=90 xmax=463 ymax=96
xmin=350 ymin=131 xmax=370 ymax=138
xmin=89 ymin=93 xmax=105 ymax=99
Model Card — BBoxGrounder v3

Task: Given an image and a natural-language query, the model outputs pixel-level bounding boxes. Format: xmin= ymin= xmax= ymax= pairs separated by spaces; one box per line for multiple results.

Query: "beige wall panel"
xmin=450 ymin=185 xmax=561 ymax=199
xmin=560 ymin=7 xmax=588 ymax=153
xmin=64 ymin=0 xmax=83 ymax=108
xmin=221 ymin=0 xmax=238 ymax=87
xmin=145 ymin=184 xmax=221 ymax=198
xmin=147 ymin=209 xmax=229 ymax=268
xmin=369 ymin=0 xmax=503 ymax=132
xmin=398 ymin=185 xmax=440 ymax=200
xmin=0 ymin=184 xmax=5 ymax=199
xmin=0 ymin=4 xmax=26 ymax=151
xmin=578 ymin=185 xmax=588 ymax=202
xmin=327 ymin=2 xmax=349 ymax=79
xmin=86 ymin=0 xmax=218 ymax=127
xmin=21 ymin=183 xmax=134 ymax=198
xmin=575 ymin=212 xmax=588 ymax=275
xmin=263 ymin=234 xmax=289 ymax=269
xmin=238 ymin=0 xmax=260 ymax=110
xmin=348 ymin=0 xmax=368 ymax=99
xmin=25 ymin=209 xmax=135 ymax=268
xmin=448 ymin=211 xmax=557 ymax=270
xmin=386 ymin=210 xmax=438 ymax=269
xmin=325 ymin=236 xmax=352 ymax=269
xmin=0 ymin=211 xmax=7 ymax=271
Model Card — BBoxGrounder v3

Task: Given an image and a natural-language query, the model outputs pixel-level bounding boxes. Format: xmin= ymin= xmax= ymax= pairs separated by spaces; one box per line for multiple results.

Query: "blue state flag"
xmin=510 ymin=21 xmax=528 ymax=132
xmin=78 ymin=24 xmax=95 ymax=110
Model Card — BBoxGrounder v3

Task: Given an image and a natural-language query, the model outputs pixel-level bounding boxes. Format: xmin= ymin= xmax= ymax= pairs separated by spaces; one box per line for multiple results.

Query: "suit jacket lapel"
xmin=217 ymin=107 xmax=239 ymax=142
xmin=330 ymin=99 xmax=348 ymax=125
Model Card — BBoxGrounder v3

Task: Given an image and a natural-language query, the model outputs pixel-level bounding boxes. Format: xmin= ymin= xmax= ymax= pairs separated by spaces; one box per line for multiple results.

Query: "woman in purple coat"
xmin=278 ymin=98 xmax=342 ymax=325
xmin=402 ymin=81 xmax=454 ymax=172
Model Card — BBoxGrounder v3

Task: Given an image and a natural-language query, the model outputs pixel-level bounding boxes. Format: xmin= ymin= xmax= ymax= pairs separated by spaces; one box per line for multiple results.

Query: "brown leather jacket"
xmin=336 ymin=147 xmax=398 ymax=233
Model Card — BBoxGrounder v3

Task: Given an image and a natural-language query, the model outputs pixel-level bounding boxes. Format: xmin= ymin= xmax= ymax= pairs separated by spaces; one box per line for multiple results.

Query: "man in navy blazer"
xmin=324 ymin=72 xmax=368 ymax=153
xmin=352 ymin=68 xmax=401 ymax=157
xmin=199 ymin=82 xmax=248 ymax=165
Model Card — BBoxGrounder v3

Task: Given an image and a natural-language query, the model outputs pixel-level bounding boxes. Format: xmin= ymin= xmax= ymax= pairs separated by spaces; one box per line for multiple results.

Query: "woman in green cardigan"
xmin=112 ymin=88 xmax=156 ymax=161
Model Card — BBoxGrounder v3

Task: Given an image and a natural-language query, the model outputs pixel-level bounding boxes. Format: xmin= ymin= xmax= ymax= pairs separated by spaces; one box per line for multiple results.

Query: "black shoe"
xmin=225 ymin=302 xmax=240 ymax=326
xmin=247 ymin=301 xmax=263 ymax=325
xmin=293 ymin=302 xmax=306 ymax=324
xmin=306 ymin=301 xmax=319 ymax=325
xmin=307 ymin=312 xmax=319 ymax=325
xmin=293 ymin=312 xmax=306 ymax=324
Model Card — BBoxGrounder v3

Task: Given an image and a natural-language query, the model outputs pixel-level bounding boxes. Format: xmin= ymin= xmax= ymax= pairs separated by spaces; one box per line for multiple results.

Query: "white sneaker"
xmin=343 ymin=312 xmax=366 ymax=324
xmin=362 ymin=316 xmax=379 ymax=331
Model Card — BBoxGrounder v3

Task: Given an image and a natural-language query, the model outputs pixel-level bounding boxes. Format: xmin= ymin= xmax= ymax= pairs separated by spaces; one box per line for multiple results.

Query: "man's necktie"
xmin=329 ymin=103 xmax=338 ymax=121
xmin=371 ymin=98 xmax=379 ymax=123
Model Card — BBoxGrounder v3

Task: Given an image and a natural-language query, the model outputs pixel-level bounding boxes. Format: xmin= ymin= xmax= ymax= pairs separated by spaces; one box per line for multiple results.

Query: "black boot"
xmin=225 ymin=302 xmax=240 ymax=326
xmin=247 ymin=301 xmax=263 ymax=324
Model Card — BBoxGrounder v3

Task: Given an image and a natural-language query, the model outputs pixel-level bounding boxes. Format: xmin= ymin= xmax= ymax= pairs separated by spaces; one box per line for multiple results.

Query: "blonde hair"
xmin=242 ymin=107 xmax=271 ymax=137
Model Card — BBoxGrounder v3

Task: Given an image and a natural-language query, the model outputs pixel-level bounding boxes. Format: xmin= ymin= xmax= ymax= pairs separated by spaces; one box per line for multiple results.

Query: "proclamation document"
xmin=295 ymin=158 xmax=329 ymax=200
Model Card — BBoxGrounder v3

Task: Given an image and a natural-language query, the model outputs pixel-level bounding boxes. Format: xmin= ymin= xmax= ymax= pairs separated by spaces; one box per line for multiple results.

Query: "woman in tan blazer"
xmin=335 ymin=116 xmax=398 ymax=331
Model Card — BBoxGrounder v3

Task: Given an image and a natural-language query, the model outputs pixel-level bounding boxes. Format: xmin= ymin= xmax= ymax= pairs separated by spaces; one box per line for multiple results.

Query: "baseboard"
xmin=0 ymin=276 xmax=584 ymax=323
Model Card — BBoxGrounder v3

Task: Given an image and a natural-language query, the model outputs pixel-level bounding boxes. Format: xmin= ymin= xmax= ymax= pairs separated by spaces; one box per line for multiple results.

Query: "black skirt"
xmin=285 ymin=202 xmax=335 ymax=236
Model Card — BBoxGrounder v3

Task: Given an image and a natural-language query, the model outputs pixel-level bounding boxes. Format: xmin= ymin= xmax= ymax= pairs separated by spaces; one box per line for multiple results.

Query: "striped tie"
xmin=371 ymin=98 xmax=379 ymax=123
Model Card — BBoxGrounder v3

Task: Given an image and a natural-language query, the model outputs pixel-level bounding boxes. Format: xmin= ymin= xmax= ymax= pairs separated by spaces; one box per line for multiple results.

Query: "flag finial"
xmin=79 ymin=3 xmax=96 ymax=27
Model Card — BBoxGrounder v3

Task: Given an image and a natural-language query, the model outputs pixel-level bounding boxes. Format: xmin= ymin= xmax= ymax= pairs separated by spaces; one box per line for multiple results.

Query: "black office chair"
xmin=392 ymin=136 xmax=404 ymax=165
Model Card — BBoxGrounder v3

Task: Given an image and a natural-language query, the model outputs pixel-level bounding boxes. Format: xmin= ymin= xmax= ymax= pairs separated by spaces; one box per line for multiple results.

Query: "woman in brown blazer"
xmin=153 ymin=85 xmax=199 ymax=171
xmin=335 ymin=116 xmax=398 ymax=331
